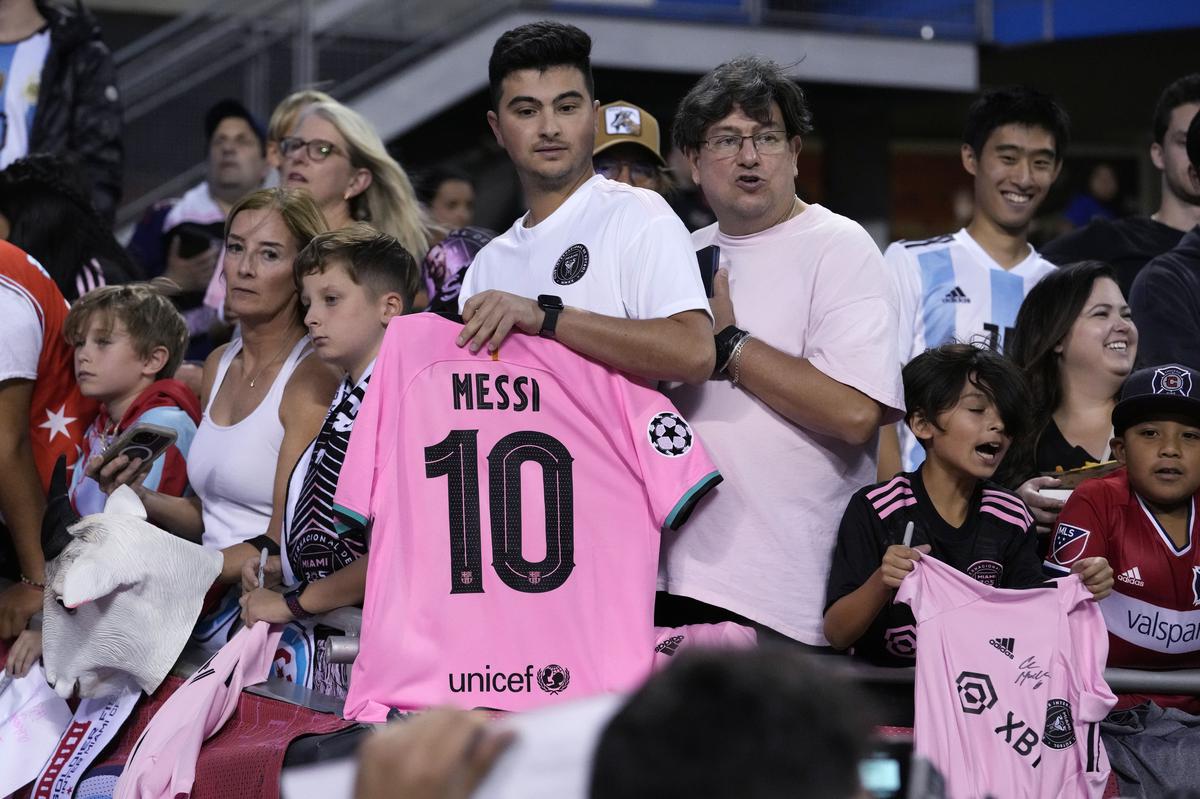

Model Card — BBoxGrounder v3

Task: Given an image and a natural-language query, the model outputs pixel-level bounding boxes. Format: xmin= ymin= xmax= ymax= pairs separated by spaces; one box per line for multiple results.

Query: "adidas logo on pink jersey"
xmin=1117 ymin=567 xmax=1145 ymax=587
xmin=989 ymin=637 xmax=1015 ymax=659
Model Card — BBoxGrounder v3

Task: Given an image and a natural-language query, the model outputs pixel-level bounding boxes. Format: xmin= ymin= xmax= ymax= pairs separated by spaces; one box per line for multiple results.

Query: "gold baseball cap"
xmin=594 ymin=101 xmax=667 ymax=167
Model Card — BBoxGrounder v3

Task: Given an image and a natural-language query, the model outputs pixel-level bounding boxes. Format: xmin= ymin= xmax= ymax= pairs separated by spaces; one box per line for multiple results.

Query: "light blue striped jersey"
xmin=0 ymin=27 xmax=49 ymax=169
xmin=886 ymin=228 xmax=1056 ymax=469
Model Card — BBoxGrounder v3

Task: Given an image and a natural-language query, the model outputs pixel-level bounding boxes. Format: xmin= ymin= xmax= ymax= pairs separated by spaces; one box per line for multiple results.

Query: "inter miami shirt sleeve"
xmin=824 ymin=490 xmax=889 ymax=613
xmin=332 ymin=323 xmax=400 ymax=532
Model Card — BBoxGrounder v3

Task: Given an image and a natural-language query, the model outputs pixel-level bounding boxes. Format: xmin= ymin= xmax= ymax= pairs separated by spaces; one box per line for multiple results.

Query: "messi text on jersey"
xmin=452 ymin=373 xmax=541 ymax=413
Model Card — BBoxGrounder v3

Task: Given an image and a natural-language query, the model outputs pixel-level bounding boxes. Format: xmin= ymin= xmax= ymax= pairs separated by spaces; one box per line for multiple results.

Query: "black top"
xmin=1036 ymin=418 xmax=1103 ymax=476
xmin=1128 ymin=225 xmax=1200 ymax=371
xmin=1041 ymin=216 xmax=1184 ymax=297
xmin=824 ymin=469 xmax=1043 ymax=667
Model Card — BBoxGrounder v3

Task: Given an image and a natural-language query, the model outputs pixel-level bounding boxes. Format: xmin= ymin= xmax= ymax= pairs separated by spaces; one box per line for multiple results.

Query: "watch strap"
xmin=714 ymin=326 xmax=749 ymax=373
xmin=284 ymin=582 xmax=315 ymax=621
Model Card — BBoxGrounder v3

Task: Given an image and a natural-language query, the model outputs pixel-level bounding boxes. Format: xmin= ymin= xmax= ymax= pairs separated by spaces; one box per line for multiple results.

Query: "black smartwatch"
xmin=714 ymin=325 xmax=750 ymax=373
xmin=283 ymin=582 xmax=315 ymax=621
xmin=537 ymin=294 xmax=565 ymax=338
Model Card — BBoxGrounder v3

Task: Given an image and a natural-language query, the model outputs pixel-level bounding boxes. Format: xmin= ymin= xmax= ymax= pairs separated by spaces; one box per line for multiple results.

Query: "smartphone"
xmin=173 ymin=224 xmax=218 ymax=259
xmin=97 ymin=423 xmax=178 ymax=470
xmin=860 ymin=734 xmax=918 ymax=799
xmin=696 ymin=245 xmax=720 ymax=298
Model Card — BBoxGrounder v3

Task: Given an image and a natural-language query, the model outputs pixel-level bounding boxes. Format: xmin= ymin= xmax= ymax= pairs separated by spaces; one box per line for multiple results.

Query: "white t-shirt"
xmin=886 ymin=228 xmax=1056 ymax=469
xmin=458 ymin=175 xmax=710 ymax=321
xmin=661 ymin=204 xmax=906 ymax=645
xmin=0 ymin=28 xmax=50 ymax=169
xmin=0 ymin=278 xmax=44 ymax=381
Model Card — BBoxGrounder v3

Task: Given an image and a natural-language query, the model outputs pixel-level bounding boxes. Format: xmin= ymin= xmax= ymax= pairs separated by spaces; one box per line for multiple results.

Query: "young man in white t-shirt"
xmin=879 ymin=87 xmax=1070 ymax=478
xmin=456 ymin=21 xmax=713 ymax=385
xmin=657 ymin=56 xmax=905 ymax=646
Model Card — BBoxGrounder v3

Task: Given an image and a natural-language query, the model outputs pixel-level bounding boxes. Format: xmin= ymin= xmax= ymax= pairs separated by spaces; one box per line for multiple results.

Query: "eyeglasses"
xmin=702 ymin=130 xmax=790 ymax=157
xmin=594 ymin=158 xmax=658 ymax=182
xmin=278 ymin=137 xmax=346 ymax=162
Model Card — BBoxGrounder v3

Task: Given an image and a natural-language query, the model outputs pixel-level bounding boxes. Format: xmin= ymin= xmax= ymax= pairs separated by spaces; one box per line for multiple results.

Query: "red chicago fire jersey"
xmin=1045 ymin=469 xmax=1200 ymax=671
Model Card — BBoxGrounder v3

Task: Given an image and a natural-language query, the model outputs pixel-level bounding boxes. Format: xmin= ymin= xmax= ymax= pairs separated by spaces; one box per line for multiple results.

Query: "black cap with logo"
xmin=1113 ymin=363 xmax=1200 ymax=434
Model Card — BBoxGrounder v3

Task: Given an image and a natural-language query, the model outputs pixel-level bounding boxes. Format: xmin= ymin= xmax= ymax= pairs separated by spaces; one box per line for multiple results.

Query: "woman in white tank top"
xmin=98 ymin=189 xmax=339 ymax=592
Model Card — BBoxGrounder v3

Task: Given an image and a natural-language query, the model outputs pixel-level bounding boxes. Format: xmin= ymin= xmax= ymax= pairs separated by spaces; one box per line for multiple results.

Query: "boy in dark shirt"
xmin=824 ymin=343 xmax=1112 ymax=665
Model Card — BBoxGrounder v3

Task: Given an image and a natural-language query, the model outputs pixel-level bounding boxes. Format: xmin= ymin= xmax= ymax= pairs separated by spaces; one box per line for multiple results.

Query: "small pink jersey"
xmin=896 ymin=555 xmax=1115 ymax=799
xmin=334 ymin=314 xmax=721 ymax=719
xmin=115 ymin=622 xmax=283 ymax=799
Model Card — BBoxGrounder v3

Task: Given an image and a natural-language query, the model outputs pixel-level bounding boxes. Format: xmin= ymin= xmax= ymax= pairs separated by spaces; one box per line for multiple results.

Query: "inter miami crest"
xmin=537 ymin=664 xmax=571 ymax=694
xmin=553 ymin=243 xmax=589 ymax=285
xmin=648 ymin=412 xmax=693 ymax=457
xmin=1153 ymin=366 xmax=1193 ymax=397
xmin=1043 ymin=699 xmax=1076 ymax=749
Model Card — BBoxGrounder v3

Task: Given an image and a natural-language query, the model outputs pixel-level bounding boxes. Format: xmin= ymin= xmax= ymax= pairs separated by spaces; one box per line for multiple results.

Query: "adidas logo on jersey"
xmin=942 ymin=286 xmax=970 ymax=304
xmin=989 ymin=637 xmax=1016 ymax=659
xmin=1118 ymin=566 xmax=1145 ymax=587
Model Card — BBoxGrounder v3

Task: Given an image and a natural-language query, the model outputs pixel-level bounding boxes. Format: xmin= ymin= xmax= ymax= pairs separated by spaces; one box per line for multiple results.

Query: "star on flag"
xmin=38 ymin=404 xmax=77 ymax=441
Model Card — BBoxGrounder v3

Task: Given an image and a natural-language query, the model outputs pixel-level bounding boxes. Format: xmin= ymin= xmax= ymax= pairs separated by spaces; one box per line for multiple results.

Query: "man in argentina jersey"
xmin=880 ymin=87 xmax=1069 ymax=475
xmin=333 ymin=314 xmax=721 ymax=719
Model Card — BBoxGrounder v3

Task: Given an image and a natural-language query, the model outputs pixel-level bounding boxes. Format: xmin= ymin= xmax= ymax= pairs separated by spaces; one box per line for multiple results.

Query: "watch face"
xmin=538 ymin=294 xmax=564 ymax=310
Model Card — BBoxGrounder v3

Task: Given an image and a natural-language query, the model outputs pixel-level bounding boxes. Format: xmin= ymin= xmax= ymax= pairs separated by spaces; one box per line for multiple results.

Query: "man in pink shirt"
xmin=658 ymin=56 xmax=905 ymax=646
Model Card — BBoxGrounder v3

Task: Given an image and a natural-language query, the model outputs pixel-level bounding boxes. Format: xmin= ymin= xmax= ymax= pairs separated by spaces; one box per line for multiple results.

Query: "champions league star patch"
xmin=553 ymin=243 xmax=589 ymax=285
xmin=648 ymin=412 xmax=694 ymax=457
xmin=1051 ymin=523 xmax=1091 ymax=565
xmin=1153 ymin=366 xmax=1193 ymax=397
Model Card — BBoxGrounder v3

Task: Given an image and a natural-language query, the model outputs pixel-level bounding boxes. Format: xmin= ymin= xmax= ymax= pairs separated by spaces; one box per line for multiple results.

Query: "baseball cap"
xmin=594 ymin=101 xmax=667 ymax=167
xmin=1187 ymin=107 xmax=1200 ymax=171
xmin=1112 ymin=363 xmax=1200 ymax=434
xmin=205 ymin=98 xmax=267 ymax=150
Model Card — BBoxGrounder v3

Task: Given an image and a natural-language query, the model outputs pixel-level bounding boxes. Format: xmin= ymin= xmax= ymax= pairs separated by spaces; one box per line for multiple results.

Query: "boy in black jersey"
xmin=823 ymin=343 xmax=1112 ymax=665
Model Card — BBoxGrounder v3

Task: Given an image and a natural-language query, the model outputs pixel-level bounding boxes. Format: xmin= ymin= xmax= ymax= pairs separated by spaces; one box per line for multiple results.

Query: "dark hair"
xmin=589 ymin=647 xmax=868 ymax=799
xmin=962 ymin=86 xmax=1070 ymax=162
xmin=294 ymin=223 xmax=420 ymax=312
xmin=997 ymin=261 xmax=1120 ymax=486
xmin=903 ymin=342 xmax=1031 ymax=448
xmin=1152 ymin=73 xmax=1200 ymax=145
xmin=206 ymin=98 xmax=267 ymax=156
xmin=1188 ymin=106 xmax=1200 ymax=171
xmin=488 ymin=21 xmax=594 ymax=109
xmin=415 ymin=166 xmax=473 ymax=206
xmin=0 ymin=155 xmax=140 ymax=302
xmin=672 ymin=56 xmax=813 ymax=152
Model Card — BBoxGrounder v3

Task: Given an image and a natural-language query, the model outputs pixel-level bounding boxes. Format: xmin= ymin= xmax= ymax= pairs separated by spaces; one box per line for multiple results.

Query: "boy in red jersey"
xmin=1047 ymin=362 xmax=1200 ymax=711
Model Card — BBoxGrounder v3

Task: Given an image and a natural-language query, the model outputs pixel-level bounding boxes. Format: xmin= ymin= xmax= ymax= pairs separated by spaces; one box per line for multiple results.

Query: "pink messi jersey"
xmin=896 ymin=555 xmax=1115 ymax=799
xmin=334 ymin=314 xmax=721 ymax=719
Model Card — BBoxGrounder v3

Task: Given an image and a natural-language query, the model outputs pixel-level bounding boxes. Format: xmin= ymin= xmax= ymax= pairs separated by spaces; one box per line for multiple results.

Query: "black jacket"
xmin=29 ymin=0 xmax=123 ymax=222
xmin=1129 ymin=225 xmax=1200 ymax=371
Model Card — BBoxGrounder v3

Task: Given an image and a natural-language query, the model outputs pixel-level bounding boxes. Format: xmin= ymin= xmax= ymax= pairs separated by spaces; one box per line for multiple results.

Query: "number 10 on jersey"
xmin=425 ymin=430 xmax=576 ymax=595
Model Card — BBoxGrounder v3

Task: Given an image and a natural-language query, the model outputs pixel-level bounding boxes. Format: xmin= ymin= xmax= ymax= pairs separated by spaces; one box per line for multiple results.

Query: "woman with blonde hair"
xmin=280 ymin=100 xmax=430 ymax=262
xmin=94 ymin=187 xmax=340 ymax=648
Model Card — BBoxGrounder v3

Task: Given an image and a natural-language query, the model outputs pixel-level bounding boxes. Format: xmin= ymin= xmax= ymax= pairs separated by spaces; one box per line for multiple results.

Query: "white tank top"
xmin=188 ymin=336 xmax=313 ymax=551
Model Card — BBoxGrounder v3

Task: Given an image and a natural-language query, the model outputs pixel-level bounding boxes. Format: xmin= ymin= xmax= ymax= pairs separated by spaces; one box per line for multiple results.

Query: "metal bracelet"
xmin=729 ymin=335 xmax=751 ymax=385
xmin=20 ymin=574 xmax=45 ymax=589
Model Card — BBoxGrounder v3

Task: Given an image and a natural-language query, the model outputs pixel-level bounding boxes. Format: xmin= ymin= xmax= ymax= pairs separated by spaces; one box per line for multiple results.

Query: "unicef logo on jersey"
xmin=552 ymin=243 xmax=590 ymax=285
xmin=648 ymin=412 xmax=694 ymax=457
xmin=536 ymin=664 xmax=571 ymax=695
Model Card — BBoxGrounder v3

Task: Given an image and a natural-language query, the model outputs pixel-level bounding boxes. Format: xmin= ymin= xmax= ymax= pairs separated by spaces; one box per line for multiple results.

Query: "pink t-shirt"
xmin=115 ymin=622 xmax=283 ymax=799
xmin=334 ymin=314 xmax=721 ymax=719
xmin=896 ymin=555 xmax=1115 ymax=799
xmin=662 ymin=205 xmax=905 ymax=644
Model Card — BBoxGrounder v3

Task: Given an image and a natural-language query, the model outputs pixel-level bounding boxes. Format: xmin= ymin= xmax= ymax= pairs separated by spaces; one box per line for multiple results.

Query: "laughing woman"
xmin=999 ymin=260 xmax=1138 ymax=535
